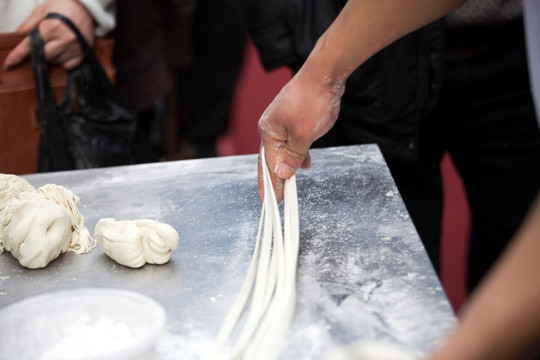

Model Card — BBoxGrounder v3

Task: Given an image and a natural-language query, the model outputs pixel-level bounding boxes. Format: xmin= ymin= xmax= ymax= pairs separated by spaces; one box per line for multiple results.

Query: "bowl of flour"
xmin=0 ymin=288 xmax=166 ymax=360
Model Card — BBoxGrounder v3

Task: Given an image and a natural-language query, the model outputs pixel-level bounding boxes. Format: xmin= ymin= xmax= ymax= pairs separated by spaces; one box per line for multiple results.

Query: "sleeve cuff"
xmin=76 ymin=0 xmax=116 ymax=36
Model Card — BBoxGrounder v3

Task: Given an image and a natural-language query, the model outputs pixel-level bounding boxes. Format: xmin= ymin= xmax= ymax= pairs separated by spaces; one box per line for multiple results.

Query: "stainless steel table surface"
xmin=0 ymin=144 xmax=456 ymax=359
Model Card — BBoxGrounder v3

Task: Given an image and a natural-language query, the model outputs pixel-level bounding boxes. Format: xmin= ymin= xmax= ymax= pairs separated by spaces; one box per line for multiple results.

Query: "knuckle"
xmin=285 ymin=147 xmax=307 ymax=163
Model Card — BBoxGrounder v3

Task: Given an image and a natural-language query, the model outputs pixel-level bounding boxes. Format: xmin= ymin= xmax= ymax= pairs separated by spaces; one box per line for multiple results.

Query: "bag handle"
xmin=29 ymin=26 xmax=74 ymax=171
xmin=44 ymin=13 xmax=94 ymax=59
xmin=30 ymin=12 xmax=117 ymax=109
xmin=29 ymin=27 xmax=56 ymax=112
xmin=43 ymin=12 xmax=116 ymax=97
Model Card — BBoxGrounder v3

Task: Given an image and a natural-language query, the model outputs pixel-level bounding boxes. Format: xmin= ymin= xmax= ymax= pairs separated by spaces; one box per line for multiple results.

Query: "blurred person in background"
xmin=114 ymin=0 xmax=246 ymax=162
xmin=174 ymin=0 xmax=246 ymax=160
xmin=113 ymin=0 xmax=195 ymax=163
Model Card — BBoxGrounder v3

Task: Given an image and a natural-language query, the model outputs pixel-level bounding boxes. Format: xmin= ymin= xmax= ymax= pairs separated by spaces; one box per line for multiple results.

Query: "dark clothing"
xmin=243 ymin=2 xmax=540 ymax=292
xmin=177 ymin=0 xmax=247 ymax=158
xmin=386 ymin=21 xmax=540 ymax=290
xmin=317 ymin=22 xmax=444 ymax=165
xmin=113 ymin=0 xmax=196 ymax=162
xmin=439 ymin=22 xmax=540 ymax=290
xmin=242 ymin=0 xmax=344 ymax=71
xmin=113 ymin=0 xmax=195 ymax=112
xmin=242 ymin=0 xmax=444 ymax=164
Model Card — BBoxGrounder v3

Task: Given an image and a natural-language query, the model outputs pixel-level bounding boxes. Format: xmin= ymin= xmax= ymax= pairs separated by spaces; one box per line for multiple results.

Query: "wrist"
xmin=301 ymin=32 xmax=350 ymax=89
xmin=295 ymin=35 xmax=349 ymax=107
xmin=75 ymin=0 xmax=115 ymax=36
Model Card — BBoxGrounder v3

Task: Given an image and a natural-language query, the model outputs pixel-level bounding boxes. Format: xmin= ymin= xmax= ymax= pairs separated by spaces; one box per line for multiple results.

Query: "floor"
xmin=218 ymin=41 xmax=470 ymax=313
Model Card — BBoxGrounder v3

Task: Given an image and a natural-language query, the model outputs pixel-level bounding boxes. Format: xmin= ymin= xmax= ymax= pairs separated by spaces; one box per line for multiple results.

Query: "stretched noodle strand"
xmin=207 ymin=147 xmax=300 ymax=360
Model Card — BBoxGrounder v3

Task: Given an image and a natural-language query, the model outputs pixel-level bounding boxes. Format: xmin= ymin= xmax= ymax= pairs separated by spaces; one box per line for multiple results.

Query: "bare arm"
xmin=258 ymin=0 xmax=466 ymax=201
xmin=430 ymin=193 xmax=540 ymax=360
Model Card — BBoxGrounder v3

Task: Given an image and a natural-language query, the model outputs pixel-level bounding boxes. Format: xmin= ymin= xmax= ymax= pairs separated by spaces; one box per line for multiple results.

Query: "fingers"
xmin=5 ymin=19 xmax=85 ymax=70
xmin=258 ymin=138 xmax=312 ymax=203
xmin=3 ymin=37 xmax=31 ymax=70
xmin=43 ymin=19 xmax=85 ymax=68
xmin=60 ymin=56 xmax=84 ymax=70
xmin=258 ymin=143 xmax=285 ymax=203
xmin=274 ymin=142 xmax=311 ymax=180
xmin=3 ymin=6 xmax=44 ymax=70
xmin=4 ymin=23 xmax=83 ymax=70
xmin=3 ymin=0 xmax=94 ymax=71
xmin=301 ymin=152 xmax=311 ymax=170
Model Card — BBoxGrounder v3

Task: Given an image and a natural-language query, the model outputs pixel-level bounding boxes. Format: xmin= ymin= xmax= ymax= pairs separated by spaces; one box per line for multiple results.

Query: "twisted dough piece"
xmin=94 ymin=218 xmax=180 ymax=268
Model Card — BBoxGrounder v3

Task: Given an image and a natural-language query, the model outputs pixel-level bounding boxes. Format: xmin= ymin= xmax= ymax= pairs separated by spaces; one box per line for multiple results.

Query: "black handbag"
xmin=30 ymin=12 xmax=138 ymax=172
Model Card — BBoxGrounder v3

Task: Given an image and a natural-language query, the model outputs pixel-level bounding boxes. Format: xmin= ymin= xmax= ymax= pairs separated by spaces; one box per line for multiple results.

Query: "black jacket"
xmin=242 ymin=0 xmax=444 ymax=163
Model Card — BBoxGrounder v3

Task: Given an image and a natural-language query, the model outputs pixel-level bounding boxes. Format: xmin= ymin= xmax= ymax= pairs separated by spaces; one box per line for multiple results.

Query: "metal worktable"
xmin=0 ymin=144 xmax=456 ymax=359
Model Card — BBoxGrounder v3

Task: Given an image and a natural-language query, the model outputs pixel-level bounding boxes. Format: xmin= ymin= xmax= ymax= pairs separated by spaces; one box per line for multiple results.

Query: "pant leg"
xmin=177 ymin=0 xmax=247 ymax=158
xmin=443 ymin=22 xmax=540 ymax=291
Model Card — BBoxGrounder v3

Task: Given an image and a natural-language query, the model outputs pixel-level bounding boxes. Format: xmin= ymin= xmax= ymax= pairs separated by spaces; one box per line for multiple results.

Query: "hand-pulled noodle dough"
xmin=2 ymin=198 xmax=71 ymax=269
xmin=207 ymin=147 xmax=299 ymax=360
xmin=36 ymin=184 xmax=94 ymax=254
xmin=0 ymin=174 xmax=36 ymax=251
xmin=94 ymin=218 xmax=180 ymax=268
xmin=0 ymin=174 xmax=35 ymax=213
xmin=0 ymin=174 xmax=95 ymax=269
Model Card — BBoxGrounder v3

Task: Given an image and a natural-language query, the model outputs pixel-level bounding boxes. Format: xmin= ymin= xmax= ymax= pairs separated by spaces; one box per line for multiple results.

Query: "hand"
xmin=257 ymin=66 xmax=345 ymax=202
xmin=3 ymin=0 xmax=94 ymax=71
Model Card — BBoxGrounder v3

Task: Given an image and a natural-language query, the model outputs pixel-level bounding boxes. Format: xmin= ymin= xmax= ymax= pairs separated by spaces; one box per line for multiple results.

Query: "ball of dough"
xmin=95 ymin=218 xmax=180 ymax=268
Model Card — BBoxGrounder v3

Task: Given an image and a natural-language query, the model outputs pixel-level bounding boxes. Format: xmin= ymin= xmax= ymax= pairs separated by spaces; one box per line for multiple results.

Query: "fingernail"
xmin=275 ymin=163 xmax=294 ymax=179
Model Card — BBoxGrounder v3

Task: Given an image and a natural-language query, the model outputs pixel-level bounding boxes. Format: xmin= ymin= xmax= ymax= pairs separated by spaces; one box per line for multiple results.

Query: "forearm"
xmin=431 ymin=194 xmax=540 ymax=359
xmin=302 ymin=0 xmax=466 ymax=84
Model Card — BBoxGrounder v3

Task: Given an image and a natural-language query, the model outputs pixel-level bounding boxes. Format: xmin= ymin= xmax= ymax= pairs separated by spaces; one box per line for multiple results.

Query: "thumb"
xmin=274 ymin=143 xmax=311 ymax=180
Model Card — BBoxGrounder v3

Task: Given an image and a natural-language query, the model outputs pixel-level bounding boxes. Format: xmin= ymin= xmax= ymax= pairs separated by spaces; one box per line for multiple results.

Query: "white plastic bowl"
xmin=0 ymin=288 xmax=166 ymax=360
